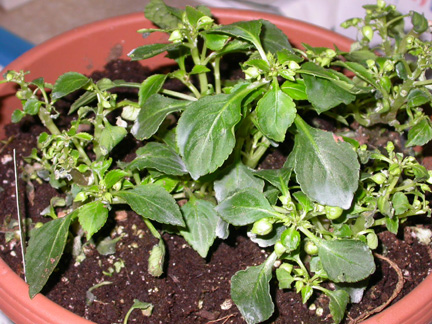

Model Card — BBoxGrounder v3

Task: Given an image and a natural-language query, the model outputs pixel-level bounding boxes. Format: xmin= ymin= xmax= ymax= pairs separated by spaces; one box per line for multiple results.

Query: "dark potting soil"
xmin=0 ymin=59 xmax=432 ymax=324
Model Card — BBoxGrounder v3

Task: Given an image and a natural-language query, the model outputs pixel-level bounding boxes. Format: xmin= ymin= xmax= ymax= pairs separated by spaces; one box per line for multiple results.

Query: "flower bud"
xmin=169 ymin=30 xmax=183 ymax=43
xmin=274 ymin=241 xmax=287 ymax=257
xmin=251 ymin=218 xmax=273 ymax=236
xmin=304 ymin=240 xmax=318 ymax=255
xmin=325 ymin=205 xmax=344 ymax=220
xmin=389 ymin=163 xmax=402 ymax=176
xmin=362 ymin=26 xmax=374 ymax=42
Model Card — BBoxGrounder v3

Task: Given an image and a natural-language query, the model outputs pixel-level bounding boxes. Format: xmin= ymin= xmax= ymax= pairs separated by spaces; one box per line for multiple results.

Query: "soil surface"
xmin=0 ymin=60 xmax=432 ymax=324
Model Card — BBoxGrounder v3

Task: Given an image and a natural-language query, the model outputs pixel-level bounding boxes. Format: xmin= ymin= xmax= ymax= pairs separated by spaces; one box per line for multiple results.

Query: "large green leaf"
xmin=215 ymin=188 xmax=277 ymax=226
xmin=78 ymin=201 xmax=109 ymax=240
xmin=52 ymin=72 xmax=89 ymax=100
xmin=318 ymin=239 xmax=375 ymax=283
xmin=115 ymin=184 xmax=184 ymax=226
xmin=231 ymin=253 xmax=277 ymax=324
xmin=214 ymin=162 xmax=264 ymax=202
xmin=138 ymin=74 xmax=167 ymax=107
xmin=132 ymin=94 xmax=189 ymax=140
xmin=256 ymin=80 xmax=296 ymax=142
xmin=127 ymin=142 xmax=187 ymax=176
xmin=260 ymin=20 xmax=292 ymax=54
xmin=179 ymin=199 xmax=219 ymax=258
xmin=293 ymin=117 xmax=360 ymax=209
xmin=144 ymin=0 xmax=182 ymax=29
xmin=213 ymin=20 xmax=262 ymax=50
xmin=177 ymin=83 xmax=254 ymax=179
xmin=26 ymin=212 xmax=74 ymax=298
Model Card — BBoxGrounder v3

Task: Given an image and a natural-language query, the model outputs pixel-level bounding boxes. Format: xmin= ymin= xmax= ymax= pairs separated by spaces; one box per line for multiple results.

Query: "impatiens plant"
xmin=2 ymin=0 xmax=432 ymax=323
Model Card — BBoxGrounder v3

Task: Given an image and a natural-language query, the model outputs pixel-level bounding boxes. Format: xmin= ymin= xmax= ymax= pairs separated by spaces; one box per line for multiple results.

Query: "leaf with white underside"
xmin=231 ymin=253 xmax=277 ymax=324
xmin=179 ymin=199 xmax=219 ymax=258
xmin=115 ymin=184 xmax=184 ymax=226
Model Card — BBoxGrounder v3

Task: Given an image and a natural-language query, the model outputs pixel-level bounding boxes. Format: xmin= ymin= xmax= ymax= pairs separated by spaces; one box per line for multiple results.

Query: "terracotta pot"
xmin=0 ymin=8 xmax=431 ymax=324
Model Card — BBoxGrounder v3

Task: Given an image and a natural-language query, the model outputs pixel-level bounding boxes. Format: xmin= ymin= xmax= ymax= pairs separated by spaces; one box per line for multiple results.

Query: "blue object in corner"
xmin=0 ymin=26 xmax=34 ymax=70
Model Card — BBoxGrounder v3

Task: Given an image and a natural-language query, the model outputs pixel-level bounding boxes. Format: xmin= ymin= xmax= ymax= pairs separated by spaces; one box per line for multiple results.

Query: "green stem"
xmin=161 ymin=89 xmax=197 ymax=101
xmin=38 ymin=108 xmax=61 ymax=135
xmin=143 ymin=218 xmax=162 ymax=240
xmin=213 ymin=57 xmax=222 ymax=94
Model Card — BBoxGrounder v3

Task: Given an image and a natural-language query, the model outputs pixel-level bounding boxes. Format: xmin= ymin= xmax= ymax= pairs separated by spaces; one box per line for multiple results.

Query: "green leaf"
xmin=392 ymin=192 xmax=410 ymax=215
xmin=276 ymin=264 xmax=295 ymax=289
xmin=148 ymin=239 xmax=165 ymax=277
xmin=214 ymin=162 xmax=265 ymax=202
xmin=202 ymin=32 xmax=229 ymax=51
xmin=78 ymin=201 xmax=109 ymax=240
xmin=177 ymin=83 xmax=254 ymax=179
xmin=23 ymin=99 xmax=42 ymax=115
xmin=334 ymin=61 xmax=375 ymax=85
xmin=139 ymin=74 xmax=167 ymax=107
xmin=303 ymin=74 xmax=356 ymax=113
xmin=281 ymin=80 xmax=308 ymax=100
xmin=215 ymin=188 xmax=276 ymax=226
xmin=52 ymin=72 xmax=89 ymax=100
xmin=260 ymin=20 xmax=292 ymax=54
xmin=124 ymin=299 xmax=154 ymax=323
xmin=385 ymin=216 xmax=399 ymax=234
xmin=104 ymin=170 xmax=129 ymax=189
xmin=116 ymin=184 xmax=184 ymax=226
xmin=11 ymin=109 xmax=25 ymax=123
xmin=256 ymin=81 xmax=296 ymax=142
xmin=99 ymin=123 xmax=127 ymax=156
xmin=132 ymin=94 xmax=189 ymax=140
xmin=318 ymin=239 xmax=375 ymax=283
xmin=128 ymin=43 xmax=180 ymax=61
xmin=189 ymin=65 xmax=211 ymax=74
xmin=231 ymin=253 xmax=276 ymax=324
xmin=179 ymin=199 xmax=219 ymax=258
xmin=324 ymin=289 xmax=350 ymax=324
xmin=293 ymin=118 xmax=360 ymax=209
xmin=411 ymin=11 xmax=429 ymax=33
xmin=407 ymin=89 xmax=430 ymax=108
xmin=145 ymin=0 xmax=182 ymax=29
xmin=127 ymin=142 xmax=187 ymax=176
xmin=406 ymin=117 xmax=432 ymax=147
xmin=254 ymin=167 xmax=292 ymax=194
xmin=26 ymin=212 xmax=74 ymax=298
xmin=185 ymin=5 xmax=205 ymax=27
xmin=213 ymin=20 xmax=263 ymax=51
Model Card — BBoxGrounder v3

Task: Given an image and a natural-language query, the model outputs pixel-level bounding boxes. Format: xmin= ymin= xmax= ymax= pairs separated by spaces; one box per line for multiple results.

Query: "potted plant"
xmin=1 ymin=0 xmax=432 ymax=323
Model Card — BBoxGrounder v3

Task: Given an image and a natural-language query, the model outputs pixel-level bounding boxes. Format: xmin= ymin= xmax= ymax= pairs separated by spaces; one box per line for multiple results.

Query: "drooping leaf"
xmin=177 ymin=83 xmax=254 ymax=179
xmin=144 ymin=0 xmax=182 ymax=29
xmin=127 ymin=142 xmax=187 ymax=176
xmin=132 ymin=94 xmax=190 ymax=140
xmin=99 ymin=123 xmax=127 ymax=156
xmin=128 ymin=43 xmax=180 ymax=61
xmin=215 ymin=188 xmax=276 ymax=226
xmin=256 ymin=80 xmax=296 ymax=142
xmin=78 ymin=201 xmax=109 ymax=240
xmin=231 ymin=253 xmax=277 ymax=324
xmin=179 ymin=199 xmax=219 ymax=258
xmin=303 ymin=74 xmax=356 ymax=113
xmin=138 ymin=74 xmax=167 ymax=107
xmin=214 ymin=162 xmax=264 ymax=203
xmin=293 ymin=117 xmax=360 ymax=209
xmin=26 ymin=212 xmax=74 ymax=298
xmin=52 ymin=72 xmax=89 ymax=100
xmin=260 ymin=19 xmax=292 ymax=54
xmin=115 ymin=184 xmax=184 ymax=226
xmin=318 ymin=239 xmax=375 ymax=283
xmin=406 ymin=117 xmax=432 ymax=147
xmin=324 ymin=289 xmax=350 ymax=324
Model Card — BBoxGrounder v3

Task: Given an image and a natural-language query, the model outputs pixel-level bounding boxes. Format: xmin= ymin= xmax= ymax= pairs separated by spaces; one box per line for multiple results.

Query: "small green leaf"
xmin=214 ymin=162 xmax=264 ymax=202
xmin=138 ymin=74 xmax=167 ymax=106
xmin=179 ymin=199 xmax=219 ymax=258
xmin=213 ymin=20 xmax=263 ymax=50
xmin=411 ymin=11 xmax=429 ymax=33
xmin=253 ymin=167 xmax=292 ymax=194
xmin=104 ymin=170 xmax=129 ymax=189
xmin=407 ymin=89 xmax=430 ymax=108
xmin=318 ymin=239 xmax=375 ymax=283
xmin=189 ymin=65 xmax=211 ymax=74
xmin=185 ymin=5 xmax=205 ymax=27
xmin=52 ymin=72 xmax=89 ymax=100
xmin=132 ymin=94 xmax=189 ymax=140
xmin=116 ymin=184 xmax=185 ymax=226
xmin=215 ymin=188 xmax=276 ymax=226
xmin=26 ymin=212 xmax=74 ymax=298
xmin=123 ymin=299 xmax=154 ymax=324
xmin=293 ymin=117 xmax=360 ymax=209
xmin=99 ymin=123 xmax=127 ymax=156
xmin=96 ymin=235 xmax=123 ymax=255
xmin=11 ymin=109 xmax=25 ymax=123
xmin=325 ymin=289 xmax=350 ymax=324
xmin=78 ymin=201 xmax=109 ymax=240
xmin=276 ymin=264 xmax=295 ymax=289
xmin=256 ymin=80 xmax=296 ymax=142
xmin=128 ymin=43 xmax=180 ymax=61
xmin=392 ymin=192 xmax=410 ymax=215
xmin=145 ymin=0 xmax=182 ymax=29
xmin=385 ymin=216 xmax=399 ymax=234
xmin=23 ymin=99 xmax=41 ymax=115
xmin=406 ymin=117 xmax=432 ymax=147
xmin=202 ymin=32 xmax=229 ymax=51
xmin=231 ymin=253 xmax=277 ymax=324
xmin=281 ymin=80 xmax=308 ymax=100
xmin=127 ymin=142 xmax=187 ymax=176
